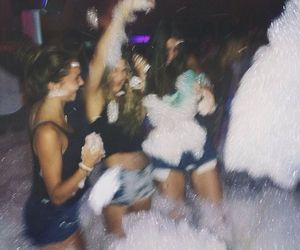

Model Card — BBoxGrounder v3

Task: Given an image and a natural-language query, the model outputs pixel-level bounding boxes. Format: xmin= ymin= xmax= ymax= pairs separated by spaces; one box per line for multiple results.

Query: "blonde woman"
xmin=84 ymin=0 xmax=155 ymax=237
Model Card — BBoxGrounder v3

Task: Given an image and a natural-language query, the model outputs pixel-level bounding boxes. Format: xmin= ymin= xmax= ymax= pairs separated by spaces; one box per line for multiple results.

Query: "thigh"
xmin=157 ymin=170 xmax=186 ymax=202
xmin=128 ymin=197 xmax=151 ymax=213
xmin=191 ymin=167 xmax=223 ymax=204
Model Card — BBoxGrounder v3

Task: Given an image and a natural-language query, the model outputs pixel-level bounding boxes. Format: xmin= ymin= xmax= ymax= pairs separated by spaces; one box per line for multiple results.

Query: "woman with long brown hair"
xmin=23 ymin=46 xmax=104 ymax=249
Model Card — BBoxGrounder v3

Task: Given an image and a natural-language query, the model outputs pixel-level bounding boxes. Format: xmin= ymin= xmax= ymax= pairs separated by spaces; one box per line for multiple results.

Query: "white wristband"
xmin=79 ymin=162 xmax=93 ymax=174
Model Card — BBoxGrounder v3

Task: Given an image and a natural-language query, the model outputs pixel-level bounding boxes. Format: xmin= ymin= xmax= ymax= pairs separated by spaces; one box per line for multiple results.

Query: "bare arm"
xmin=84 ymin=0 xmax=133 ymax=121
xmin=86 ymin=0 xmax=135 ymax=93
xmin=84 ymin=0 xmax=155 ymax=121
xmin=34 ymin=126 xmax=101 ymax=205
xmin=83 ymin=18 xmax=123 ymax=122
xmin=84 ymin=0 xmax=155 ymax=96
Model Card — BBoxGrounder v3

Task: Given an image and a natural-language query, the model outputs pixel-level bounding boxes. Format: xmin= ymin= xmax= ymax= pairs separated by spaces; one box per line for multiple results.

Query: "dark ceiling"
xmin=133 ymin=0 xmax=286 ymax=35
xmin=10 ymin=0 xmax=287 ymax=43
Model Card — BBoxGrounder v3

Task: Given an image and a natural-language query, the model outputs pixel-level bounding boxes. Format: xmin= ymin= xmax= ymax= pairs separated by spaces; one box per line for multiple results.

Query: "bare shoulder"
xmin=34 ymin=123 xmax=60 ymax=138
xmin=33 ymin=123 xmax=63 ymax=154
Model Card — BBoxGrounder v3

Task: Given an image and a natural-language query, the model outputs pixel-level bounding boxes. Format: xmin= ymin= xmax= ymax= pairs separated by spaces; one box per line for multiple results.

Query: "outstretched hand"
xmin=118 ymin=0 xmax=155 ymax=22
xmin=128 ymin=0 xmax=155 ymax=13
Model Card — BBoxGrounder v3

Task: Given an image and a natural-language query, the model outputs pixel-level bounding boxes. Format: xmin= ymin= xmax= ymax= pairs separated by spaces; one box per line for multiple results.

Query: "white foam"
xmin=1 ymin=128 xmax=300 ymax=250
xmin=88 ymin=167 xmax=121 ymax=215
xmin=84 ymin=132 xmax=105 ymax=154
xmin=224 ymin=0 xmax=300 ymax=189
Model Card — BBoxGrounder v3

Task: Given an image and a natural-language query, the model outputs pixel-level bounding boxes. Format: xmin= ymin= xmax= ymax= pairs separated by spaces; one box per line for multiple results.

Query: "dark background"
xmin=1 ymin=0 xmax=287 ymax=42
xmin=0 ymin=0 xmax=289 ymax=143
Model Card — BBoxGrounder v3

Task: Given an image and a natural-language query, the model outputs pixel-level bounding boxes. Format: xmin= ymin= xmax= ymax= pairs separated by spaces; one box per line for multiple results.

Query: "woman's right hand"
xmin=133 ymin=54 xmax=150 ymax=77
xmin=81 ymin=133 xmax=105 ymax=169
xmin=120 ymin=0 xmax=155 ymax=21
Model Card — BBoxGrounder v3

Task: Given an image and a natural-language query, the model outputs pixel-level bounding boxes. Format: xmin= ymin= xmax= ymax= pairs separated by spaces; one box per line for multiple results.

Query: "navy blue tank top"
xmin=90 ymin=106 xmax=146 ymax=158
xmin=29 ymin=121 xmax=87 ymax=205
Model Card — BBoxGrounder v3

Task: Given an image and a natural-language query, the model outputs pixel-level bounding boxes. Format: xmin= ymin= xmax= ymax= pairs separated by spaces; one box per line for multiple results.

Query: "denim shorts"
xmin=23 ymin=196 xmax=80 ymax=246
xmin=109 ymin=164 xmax=155 ymax=205
xmin=151 ymin=139 xmax=217 ymax=181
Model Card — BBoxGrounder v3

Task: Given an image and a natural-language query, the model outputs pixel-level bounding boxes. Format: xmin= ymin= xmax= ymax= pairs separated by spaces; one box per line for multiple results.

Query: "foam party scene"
xmin=1 ymin=0 xmax=300 ymax=249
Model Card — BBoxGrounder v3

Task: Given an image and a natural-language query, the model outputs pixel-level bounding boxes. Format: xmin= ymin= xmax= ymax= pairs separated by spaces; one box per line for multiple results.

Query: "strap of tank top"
xmin=31 ymin=121 xmax=70 ymax=138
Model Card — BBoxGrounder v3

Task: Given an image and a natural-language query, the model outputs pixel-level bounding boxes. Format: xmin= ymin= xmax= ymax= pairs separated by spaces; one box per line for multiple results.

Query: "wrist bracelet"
xmin=79 ymin=162 xmax=93 ymax=174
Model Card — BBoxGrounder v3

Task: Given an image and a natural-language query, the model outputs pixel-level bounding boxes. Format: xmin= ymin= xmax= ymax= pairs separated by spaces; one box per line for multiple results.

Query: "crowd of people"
xmin=21 ymin=0 xmax=236 ymax=249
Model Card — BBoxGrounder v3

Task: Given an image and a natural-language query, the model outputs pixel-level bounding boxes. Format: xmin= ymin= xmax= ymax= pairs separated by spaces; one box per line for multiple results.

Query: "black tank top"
xmin=90 ymin=106 xmax=146 ymax=158
xmin=29 ymin=121 xmax=87 ymax=205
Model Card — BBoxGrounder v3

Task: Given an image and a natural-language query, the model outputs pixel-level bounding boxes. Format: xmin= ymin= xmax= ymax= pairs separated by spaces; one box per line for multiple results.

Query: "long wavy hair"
xmin=146 ymin=20 xmax=187 ymax=97
xmin=100 ymin=47 xmax=145 ymax=137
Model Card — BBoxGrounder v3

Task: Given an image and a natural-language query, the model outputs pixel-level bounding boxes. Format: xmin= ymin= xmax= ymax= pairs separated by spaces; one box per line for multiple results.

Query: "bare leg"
xmin=103 ymin=204 xmax=127 ymax=237
xmin=191 ymin=167 xmax=232 ymax=243
xmin=158 ymin=170 xmax=185 ymax=202
xmin=128 ymin=197 xmax=151 ymax=213
xmin=191 ymin=167 xmax=223 ymax=204
xmin=156 ymin=170 xmax=186 ymax=220
xmin=40 ymin=229 xmax=86 ymax=250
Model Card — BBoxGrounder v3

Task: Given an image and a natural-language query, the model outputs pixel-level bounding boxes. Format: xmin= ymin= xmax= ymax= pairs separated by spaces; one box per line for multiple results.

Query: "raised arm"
xmin=84 ymin=0 xmax=154 ymax=122
xmin=86 ymin=0 xmax=155 ymax=93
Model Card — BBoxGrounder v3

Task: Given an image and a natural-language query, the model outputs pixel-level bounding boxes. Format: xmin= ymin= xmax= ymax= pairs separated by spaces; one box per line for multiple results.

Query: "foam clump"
xmin=88 ymin=167 xmax=121 ymax=215
xmin=224 ymin=0 xmax=300 ymax=189
xmin=84 ymin=132 xmax=105 ymax=154
xmin=1 ymin=131 xmax=300 ymax=249
xmin=106 ymin=211 xmax=226 ymax=250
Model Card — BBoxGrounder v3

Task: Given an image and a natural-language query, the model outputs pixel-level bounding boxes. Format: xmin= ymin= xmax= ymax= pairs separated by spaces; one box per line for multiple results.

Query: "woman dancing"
xmin=23 ymin=46 xmax=104 ymax=249
xmin=84 ymin=0 xmax=155 ymax=237
xmin=143 ymin=20 xmax=226 ymax=240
